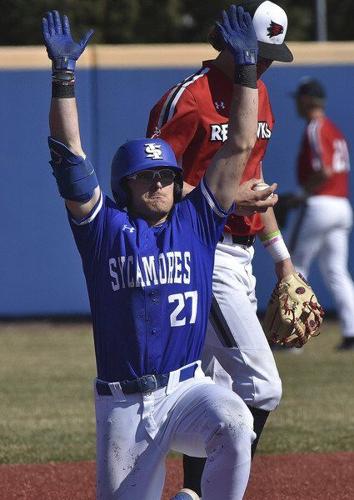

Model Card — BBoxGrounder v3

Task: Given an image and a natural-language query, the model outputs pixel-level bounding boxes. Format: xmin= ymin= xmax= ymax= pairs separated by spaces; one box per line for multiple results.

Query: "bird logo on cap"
xmin=267 ymin=20 xmax=284 ymax=38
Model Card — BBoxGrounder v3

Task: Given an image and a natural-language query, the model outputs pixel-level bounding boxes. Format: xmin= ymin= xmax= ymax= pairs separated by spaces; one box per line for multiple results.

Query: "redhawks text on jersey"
xmin=210 ymin=121 xmax=272 ymax=142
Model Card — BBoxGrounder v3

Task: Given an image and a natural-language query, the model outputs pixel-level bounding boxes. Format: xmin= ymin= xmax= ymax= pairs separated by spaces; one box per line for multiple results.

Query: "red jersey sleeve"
xmin=307 ymin=119 xmax=327 ymax=171
xmin=147 ymin=87 xmax=199 ymax=160
xmin=298 ymin=117 xmax=350 ymax=197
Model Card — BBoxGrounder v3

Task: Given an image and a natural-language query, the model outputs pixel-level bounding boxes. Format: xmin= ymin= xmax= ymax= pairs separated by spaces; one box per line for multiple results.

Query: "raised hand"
xmin=216 ymin=5 xmax=258 ymax=65
xmin=42 ymin=10 xmax=94 ymax=71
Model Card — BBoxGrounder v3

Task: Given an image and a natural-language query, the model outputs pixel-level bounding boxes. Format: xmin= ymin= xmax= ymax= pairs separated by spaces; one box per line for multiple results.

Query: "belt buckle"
xmin=138 ymin=374 xmax=158 ymax=393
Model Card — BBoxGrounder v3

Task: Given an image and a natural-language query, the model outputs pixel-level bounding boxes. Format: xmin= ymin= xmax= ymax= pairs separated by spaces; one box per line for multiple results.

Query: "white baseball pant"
xmin=291 ymin=195 xmax=354 ymax=338
xmin=202 ymin=240 xmax=282 ymax=412
xmin=95 ymin=362 xmax=255 ymax=500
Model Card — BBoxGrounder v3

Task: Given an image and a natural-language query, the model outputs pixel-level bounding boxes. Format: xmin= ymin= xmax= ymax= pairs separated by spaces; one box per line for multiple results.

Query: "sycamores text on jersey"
xmin=109 ymin=251 xmax=191 ymax=290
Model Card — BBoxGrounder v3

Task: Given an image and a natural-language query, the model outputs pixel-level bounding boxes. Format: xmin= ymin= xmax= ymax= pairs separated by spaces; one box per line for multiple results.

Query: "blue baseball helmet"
xmin=111 ymin=138 xmax=183 ymax=207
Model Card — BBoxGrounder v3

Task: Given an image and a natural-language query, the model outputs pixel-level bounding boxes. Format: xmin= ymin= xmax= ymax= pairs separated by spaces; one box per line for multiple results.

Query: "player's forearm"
xmin=204 ymin=7 xmax=259 ymax=211
xmin=226 ymin=83 xmax=258 ymax=187
xmin=228 ymin=84 xmax=258 ymax=158
xmin=259 ymin=206 xmax=279 ymax=236
xmin=259 ymin=208 xmax=294 ymax=279
xmin=205 ymin=83 xmax=257 ymax=210
xmin=228 ymin=82 xmax=258 ymax=182
xmin=43 ymin=11 xmax=99 ymax=219
xmin=49 ymin=97 xmax=85 ymax=157
xmin=212 ymin=84 xmax=257 ymax=199
xmin=205 ymin=74 xmax=258 ymax=208
xmin=43 ymin=10 xmax=93 ymax=157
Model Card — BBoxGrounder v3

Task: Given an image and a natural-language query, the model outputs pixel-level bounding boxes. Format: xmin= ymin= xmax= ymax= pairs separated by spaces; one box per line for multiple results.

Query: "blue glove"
xmin=42 ymin=10 xmax=94 ymax=72
xmin=216 ymin=5 xmax=258 ymax=65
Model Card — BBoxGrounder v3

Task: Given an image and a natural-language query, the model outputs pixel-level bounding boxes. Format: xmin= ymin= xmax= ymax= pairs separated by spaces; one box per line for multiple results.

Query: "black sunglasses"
xmin=127 ymin=168 xmax=176 ymax=184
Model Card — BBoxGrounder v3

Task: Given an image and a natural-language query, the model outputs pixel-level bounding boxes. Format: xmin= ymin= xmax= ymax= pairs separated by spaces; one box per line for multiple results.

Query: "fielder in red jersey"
xmin=291 ymin=78 xmax=354 ymax=351
xmin=147 ymin=2 xmax=296 ymax=499
xmin=148 ymin=60 xmax=274 ymax=236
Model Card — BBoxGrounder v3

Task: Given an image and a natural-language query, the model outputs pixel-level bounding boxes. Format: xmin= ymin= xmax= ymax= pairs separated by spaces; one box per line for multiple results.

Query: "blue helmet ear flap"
xmin=111 ymin=138 xmax=182 ymax=207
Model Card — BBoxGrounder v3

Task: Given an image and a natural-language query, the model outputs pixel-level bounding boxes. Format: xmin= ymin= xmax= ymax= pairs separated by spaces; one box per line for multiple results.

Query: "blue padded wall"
xmin=1 ymin=63 xmax=353 ymax=315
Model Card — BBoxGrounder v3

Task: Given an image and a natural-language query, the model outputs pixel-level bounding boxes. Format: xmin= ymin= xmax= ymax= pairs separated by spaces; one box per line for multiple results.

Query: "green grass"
xmin=0 ymin=322 xmax=96 ymax=464
xmin=0 ymin=320 xmax=353 ymax=464
xmin=259 ymin=320 xmax=354 ymax=454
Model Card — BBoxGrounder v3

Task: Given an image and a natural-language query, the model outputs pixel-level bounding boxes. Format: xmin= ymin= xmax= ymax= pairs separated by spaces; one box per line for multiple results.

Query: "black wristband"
xmin=52 ymin=81 xmax=75 ymax=98
xmin=234 ymin=65 xmax=257 ymax=89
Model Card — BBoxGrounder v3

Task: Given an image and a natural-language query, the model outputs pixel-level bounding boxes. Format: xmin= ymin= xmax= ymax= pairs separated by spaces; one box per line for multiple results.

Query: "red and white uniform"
xmin=147 ymin=61 xmax=282 ymax=412
xmin=292 ymin=116 xmax=354 ymax=339
xmin=147 ymin=60 xmax=274 ymax=236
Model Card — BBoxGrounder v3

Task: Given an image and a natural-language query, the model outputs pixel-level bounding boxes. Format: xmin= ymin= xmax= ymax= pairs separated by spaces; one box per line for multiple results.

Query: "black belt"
xmin=219 ymin=234 xmax=255 ymax=247
xmin=96 ymin=363 xmax=198 ymax=396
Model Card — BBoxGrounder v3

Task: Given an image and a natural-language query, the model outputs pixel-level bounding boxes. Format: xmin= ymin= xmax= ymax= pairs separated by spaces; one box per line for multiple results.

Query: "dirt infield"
xmin=1 ymin=453 xmax=354 ymax=499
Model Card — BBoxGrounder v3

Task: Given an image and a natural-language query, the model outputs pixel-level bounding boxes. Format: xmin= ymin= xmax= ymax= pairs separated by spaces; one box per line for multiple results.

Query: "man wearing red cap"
xmin=290 ymin=78 xmax=354 ymax=351
xmin=147 ymin=2 xmax=295 ymax=498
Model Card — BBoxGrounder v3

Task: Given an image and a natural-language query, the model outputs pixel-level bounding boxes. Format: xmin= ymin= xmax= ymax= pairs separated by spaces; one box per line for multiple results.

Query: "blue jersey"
xmin=69 ymin=178 xmax=229 ymax=382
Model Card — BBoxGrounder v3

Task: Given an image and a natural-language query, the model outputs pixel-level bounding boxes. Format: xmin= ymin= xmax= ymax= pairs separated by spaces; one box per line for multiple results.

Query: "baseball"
xmin=253 ymin=182 xmax=274 ymax=197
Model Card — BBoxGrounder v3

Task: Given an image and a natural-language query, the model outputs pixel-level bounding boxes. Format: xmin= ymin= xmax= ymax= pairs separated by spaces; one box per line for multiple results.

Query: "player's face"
xmin=126 ymin=168 xmax=176 ymax=225
xmin=256 ymin=57 xmax=273 ymax=78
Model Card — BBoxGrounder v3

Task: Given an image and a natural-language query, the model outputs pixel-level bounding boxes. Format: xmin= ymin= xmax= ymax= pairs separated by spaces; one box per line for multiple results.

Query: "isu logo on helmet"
xmin=145 ymin=143 xmax=163 ymax=160
xmin=267 ymin=20 xmax=284 ymax=38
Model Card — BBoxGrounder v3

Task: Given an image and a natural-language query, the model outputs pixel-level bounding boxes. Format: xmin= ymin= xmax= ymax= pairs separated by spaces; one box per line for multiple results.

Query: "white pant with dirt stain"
xmin=94 ymin=362 xmax=255 ymax=500
xmin=202 ymin=241 xmax=282 ymax=412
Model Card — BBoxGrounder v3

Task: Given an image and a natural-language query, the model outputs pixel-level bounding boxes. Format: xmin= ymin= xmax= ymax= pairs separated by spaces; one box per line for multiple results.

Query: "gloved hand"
xmin=216 ymin=5 xmax=258 ymax=65
xmin=263 ymin=272 xmax=324 ymax=348
xmin=42 ymin=10 xmax=94 ymax=72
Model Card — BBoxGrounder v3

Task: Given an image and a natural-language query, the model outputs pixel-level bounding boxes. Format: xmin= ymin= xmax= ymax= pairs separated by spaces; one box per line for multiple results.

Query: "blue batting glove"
xmin=42 ymin=10 xmax=94 ymax=71
xmin=216 ymin=5 xmax=258 ymax=65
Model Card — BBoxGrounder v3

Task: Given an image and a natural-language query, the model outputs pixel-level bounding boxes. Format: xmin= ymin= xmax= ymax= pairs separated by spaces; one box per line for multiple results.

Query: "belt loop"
xmin=108 ymin=382 xmax=126 ymax=402
xmin=166 ymin=369 xmax=180 ymax=395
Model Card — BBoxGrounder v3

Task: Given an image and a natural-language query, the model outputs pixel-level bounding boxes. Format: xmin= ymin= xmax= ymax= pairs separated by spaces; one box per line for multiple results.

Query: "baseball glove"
xmin=263 ymin=272 xmax=324 ymax=348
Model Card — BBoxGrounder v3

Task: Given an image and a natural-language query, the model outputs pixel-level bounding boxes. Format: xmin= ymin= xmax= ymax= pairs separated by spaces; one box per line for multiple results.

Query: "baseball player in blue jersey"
xmin=42 ymin=8 xmax=277 ymax=500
